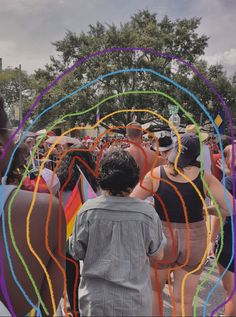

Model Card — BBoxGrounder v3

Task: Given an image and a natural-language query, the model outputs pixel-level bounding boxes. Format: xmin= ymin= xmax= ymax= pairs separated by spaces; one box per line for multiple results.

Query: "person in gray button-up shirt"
xmin=70 ymin=149 xmax=165 ymax=316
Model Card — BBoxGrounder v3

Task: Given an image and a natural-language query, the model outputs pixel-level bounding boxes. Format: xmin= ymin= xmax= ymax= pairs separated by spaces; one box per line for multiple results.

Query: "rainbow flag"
xmin=64 ymin=168 xmax=96 ymax=239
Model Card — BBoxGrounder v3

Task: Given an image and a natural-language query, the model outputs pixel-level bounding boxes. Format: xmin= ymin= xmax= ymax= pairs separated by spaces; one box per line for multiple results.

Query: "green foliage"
xmin=5 ymin=9 xmax=234 ymax=132
xmin=173 ymin=61 xmax=236 ymax=132
xmin=0 ymin=67 xmax=36 ymax=125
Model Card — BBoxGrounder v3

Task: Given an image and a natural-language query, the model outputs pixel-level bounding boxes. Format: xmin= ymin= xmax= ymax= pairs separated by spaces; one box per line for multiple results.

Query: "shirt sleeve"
xmin=146 ymin=209 xmax=166 ymax=257
xmin=69 ymin=211 xmax=89 ymax=261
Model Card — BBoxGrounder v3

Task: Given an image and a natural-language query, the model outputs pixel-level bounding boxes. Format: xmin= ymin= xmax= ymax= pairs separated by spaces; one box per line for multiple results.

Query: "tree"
xmin=0 ymin=67 xmax=36 ymax=126
xmin=32 ymin=10 xmax=212 ymax=131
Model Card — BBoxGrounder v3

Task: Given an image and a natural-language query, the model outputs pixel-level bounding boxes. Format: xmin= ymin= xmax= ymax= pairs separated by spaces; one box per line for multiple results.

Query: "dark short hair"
xmin=221 ymin=135 xmax=232 ymax=148
xmin=98 ymin=149 xmax=139 ymax=195
xmin=57 ymin=147 xmax=98 ymax=192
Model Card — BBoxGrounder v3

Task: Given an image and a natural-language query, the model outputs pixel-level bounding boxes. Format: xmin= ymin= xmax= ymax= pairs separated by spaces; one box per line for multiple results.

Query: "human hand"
xmin=216 ymin=158 xmax=231 ymax=176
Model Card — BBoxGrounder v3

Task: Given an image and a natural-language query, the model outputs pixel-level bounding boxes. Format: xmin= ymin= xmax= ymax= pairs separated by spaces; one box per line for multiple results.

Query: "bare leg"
xmin=150 ymin=266 xmax=168 ymax=317
xmin=218 ymin=263 xmax=236 ymax=317
xmin=173 ymin=268 xmax=201 ymax=317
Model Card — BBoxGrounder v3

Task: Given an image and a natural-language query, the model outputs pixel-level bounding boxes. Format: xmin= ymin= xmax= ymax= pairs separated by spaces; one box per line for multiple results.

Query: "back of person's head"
xmin=224 ymin=144 xmax=236 ymax=170
xmin=126 ymin=121 xmax=142 ymax=139
xmin=159 ymin=136 xmax=173 ymax=151
xmin=221 ymin=135 xmax=232 ymax=149
xmin=57 ymin=147 xmax=98 ymax=192
xmin=168 ymin=133 xmax=200 ymax=169
xmin=98 ymin=149 xmax=139 ymax=195
xmin=9 ymin=143 xmax=29 ymax=170
xmin=152 ymin=131 xmax=173 ymax=153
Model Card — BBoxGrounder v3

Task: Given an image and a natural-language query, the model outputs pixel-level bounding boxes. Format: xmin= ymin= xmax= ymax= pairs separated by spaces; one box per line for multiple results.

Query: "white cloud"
xmin=1 ymin=0 xmax=235 ymax=74
xmin=0 ymin=41 xmax=18 ymax=68
xmin=0 ymin=40 xmax=17 ymax=54
xmin=205 ymin=48 xmax=236 ymax=75
xmin=205 ymin=48 xmax=236 ymax=66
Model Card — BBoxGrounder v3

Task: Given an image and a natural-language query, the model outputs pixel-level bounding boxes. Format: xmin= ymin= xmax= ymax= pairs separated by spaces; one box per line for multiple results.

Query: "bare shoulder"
xmin=15 ymin=189 xmax=58 ymax=205
xmin=149 ymin=165 xmax=161 ymax=178
xmin=145 ymin=166 xmax=161 ymax=190
xmin=11 ymin=189 xmax=60 ymax=217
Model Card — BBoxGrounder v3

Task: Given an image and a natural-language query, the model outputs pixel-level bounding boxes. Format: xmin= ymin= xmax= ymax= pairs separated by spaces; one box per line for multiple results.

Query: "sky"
xmin=0 ymin=0 xmax=235 ymax=75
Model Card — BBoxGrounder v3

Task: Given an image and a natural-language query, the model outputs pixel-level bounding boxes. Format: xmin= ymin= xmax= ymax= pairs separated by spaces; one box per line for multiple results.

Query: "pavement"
xmin=57 ymin=259 xmax=226 ymax=317
xmin=163 ymin=260 xmax=225 ymax=316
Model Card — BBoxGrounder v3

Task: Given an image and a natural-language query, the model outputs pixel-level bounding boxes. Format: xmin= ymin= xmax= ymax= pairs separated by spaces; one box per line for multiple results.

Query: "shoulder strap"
xmin=154 ymin=166 xmax=165 ymax=194
xmin=160 ymin=165 xmax=168 ymax=180
xmin=194 ymin=171 xmax=206 ymax=197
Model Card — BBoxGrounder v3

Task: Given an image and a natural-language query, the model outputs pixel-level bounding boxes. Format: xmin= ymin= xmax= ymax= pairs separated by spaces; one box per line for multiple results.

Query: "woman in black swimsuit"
xmin=132 ymin=133 xmax=233 ymax=316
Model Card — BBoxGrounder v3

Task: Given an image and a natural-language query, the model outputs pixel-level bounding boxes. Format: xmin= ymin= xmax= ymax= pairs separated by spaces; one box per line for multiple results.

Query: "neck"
xmin=129 ymin=137 xmax=142 ymax=145
xmin=103 ymin=190 xmax=131 ymax=197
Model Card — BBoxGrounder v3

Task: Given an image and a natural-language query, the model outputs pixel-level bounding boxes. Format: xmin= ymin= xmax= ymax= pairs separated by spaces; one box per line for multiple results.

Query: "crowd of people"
xmin=0 ymin=94 xmax=235 ymax=316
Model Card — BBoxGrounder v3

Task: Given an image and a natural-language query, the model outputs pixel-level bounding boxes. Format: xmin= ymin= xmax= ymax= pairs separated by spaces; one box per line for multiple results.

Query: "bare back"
xmin=127 ymin=144 xmax=160 ymax=180
xmin=0 ymin=188 xmax=66 ymax=316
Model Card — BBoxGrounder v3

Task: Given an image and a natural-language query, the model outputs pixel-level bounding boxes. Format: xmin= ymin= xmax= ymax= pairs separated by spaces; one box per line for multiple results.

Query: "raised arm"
xmin=131 ymin=171 xmax=155 ymax=200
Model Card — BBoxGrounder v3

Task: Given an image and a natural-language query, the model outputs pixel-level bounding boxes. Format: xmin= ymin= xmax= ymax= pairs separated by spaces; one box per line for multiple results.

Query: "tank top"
xmin=154 ymin=166 xmax=205 ymax=223
xmin=0 ymin=185 xmax=16 ymax=217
